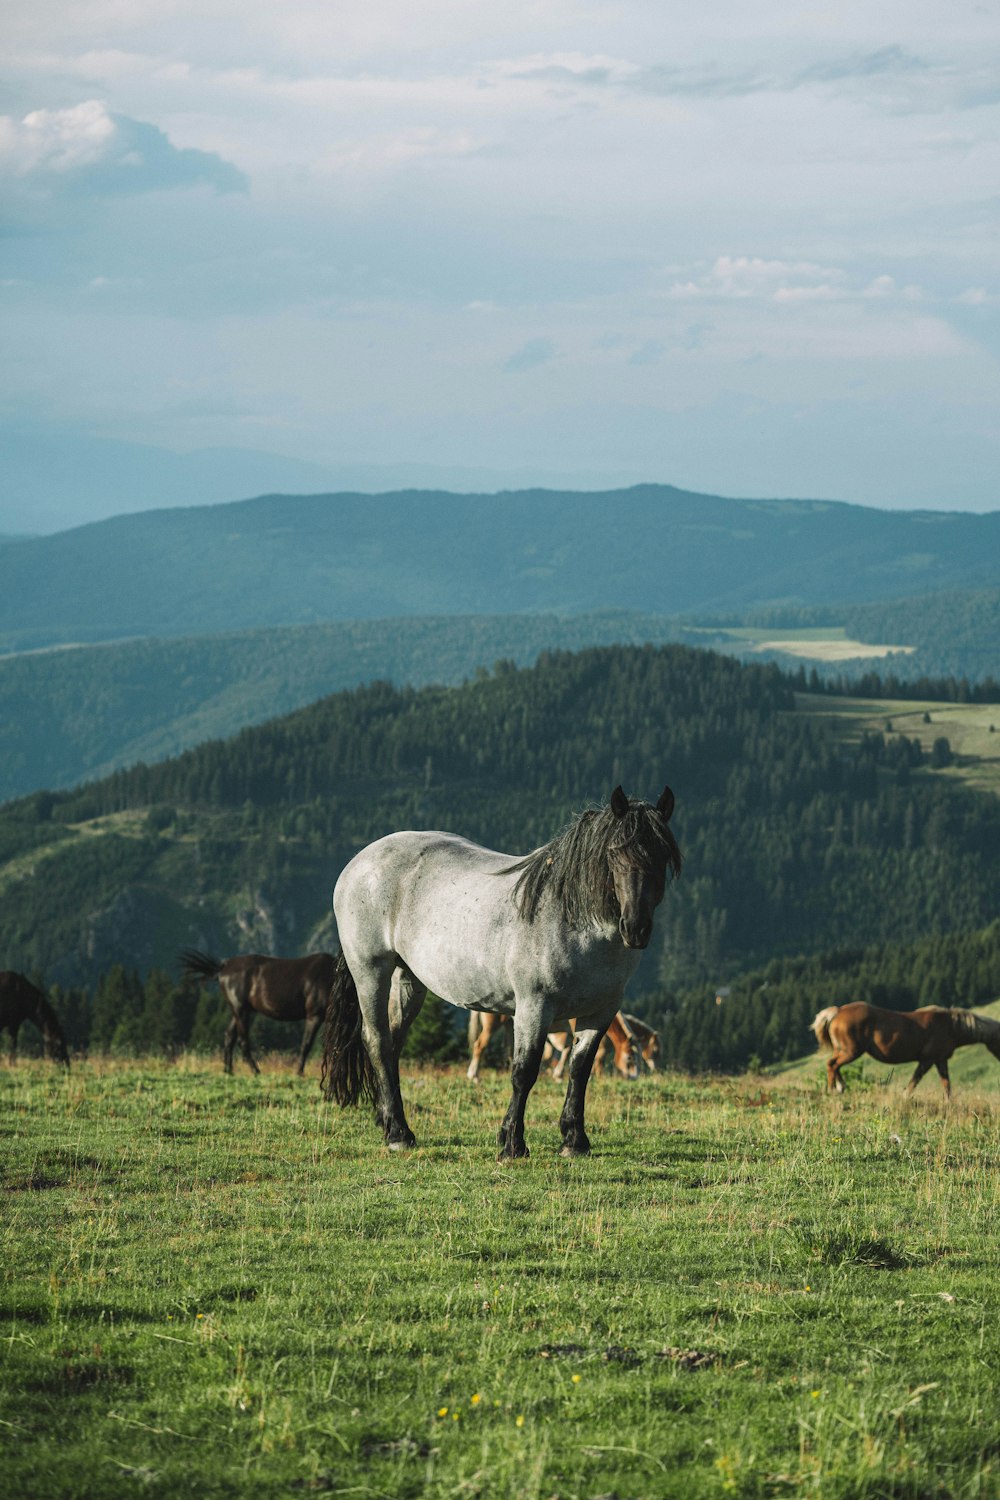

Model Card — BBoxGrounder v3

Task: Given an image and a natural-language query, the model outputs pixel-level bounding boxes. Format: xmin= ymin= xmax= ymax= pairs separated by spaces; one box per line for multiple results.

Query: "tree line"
xmin=1 ymin=644 xmax=998 ymax=1056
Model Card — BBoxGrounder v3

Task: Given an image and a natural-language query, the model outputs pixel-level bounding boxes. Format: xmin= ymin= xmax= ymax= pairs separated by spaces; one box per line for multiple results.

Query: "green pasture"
xmin=795 ymin=693 xmax=1000 ymax=801
xmin=3 ymin=1059 xmax=1000 ymax=1499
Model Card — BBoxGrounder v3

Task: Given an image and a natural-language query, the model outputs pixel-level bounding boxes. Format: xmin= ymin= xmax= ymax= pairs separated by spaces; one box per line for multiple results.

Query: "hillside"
xmin=2 ymin=485 xmax=998 ymax=653
xmin=0 ymin=612 xmax=691 ymax=802
xmin=2 ymin=646 xmax=999 ymax=1011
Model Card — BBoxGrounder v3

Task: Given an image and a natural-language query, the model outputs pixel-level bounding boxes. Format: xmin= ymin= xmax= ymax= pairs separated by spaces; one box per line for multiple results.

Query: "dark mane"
xmin=512 ymin=799 xmax=683 ymax=926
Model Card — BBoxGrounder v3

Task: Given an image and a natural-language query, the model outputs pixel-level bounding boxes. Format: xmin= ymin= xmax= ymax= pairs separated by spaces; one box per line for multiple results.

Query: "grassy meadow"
xmin=4 ymin=1057 xmax=1000 ymax=1499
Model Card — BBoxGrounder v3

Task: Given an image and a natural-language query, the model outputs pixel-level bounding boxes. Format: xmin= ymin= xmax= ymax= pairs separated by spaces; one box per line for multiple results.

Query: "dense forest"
xmin=18 ymin=920 xmax=1000 ymax=1075
xmin=661 ymin=921 xmax=1000 ymax=1072
xmin=2 ymin=645 xmax=999 ymax=1060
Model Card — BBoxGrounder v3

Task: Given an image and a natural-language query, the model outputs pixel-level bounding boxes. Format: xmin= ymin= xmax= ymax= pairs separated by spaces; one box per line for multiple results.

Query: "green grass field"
xmin=4 ymin=1059 xmax=1000 ymax=1499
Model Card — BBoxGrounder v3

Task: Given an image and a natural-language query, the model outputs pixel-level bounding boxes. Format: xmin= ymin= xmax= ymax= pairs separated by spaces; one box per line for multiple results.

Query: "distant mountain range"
xmin=2 ymin=484 xmax=998 ymax=654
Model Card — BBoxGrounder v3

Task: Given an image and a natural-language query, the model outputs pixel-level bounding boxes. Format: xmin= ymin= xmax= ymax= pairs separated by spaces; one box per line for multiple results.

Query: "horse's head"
xmin=608 ymin=784 xmax=680 ymax=950
xmin=45 ymin=1028 xmax=70 ymax=1068
xmin=615 ymin=1036 xmax=642 ymax=1080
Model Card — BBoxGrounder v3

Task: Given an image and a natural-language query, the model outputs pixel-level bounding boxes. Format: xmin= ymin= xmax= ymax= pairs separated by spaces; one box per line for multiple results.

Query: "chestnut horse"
xmin=0 ymin=971 xmax=70 ymax=1066
xmin=180 ymin=949 xmax=336 ymax=1075
xmin=466 ymin=1010 xmax=639 ymax=1082
xmin=549 ymin=1014 xmax=640 ymax=1081
xmin=621 ymin=1012 xmax=661 ymax=1072
xmin=812 ymin=1002 xmax=1000 ymax=1097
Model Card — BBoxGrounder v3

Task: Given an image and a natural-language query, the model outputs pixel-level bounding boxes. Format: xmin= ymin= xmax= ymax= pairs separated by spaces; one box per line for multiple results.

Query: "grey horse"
xmin=321 ymin=785 xmax=681 ymax=1159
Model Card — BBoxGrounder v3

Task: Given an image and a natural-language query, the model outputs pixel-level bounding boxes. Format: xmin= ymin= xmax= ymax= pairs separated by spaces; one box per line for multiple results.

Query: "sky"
xmin=2 ymin=0 xmax=1000 ymax=525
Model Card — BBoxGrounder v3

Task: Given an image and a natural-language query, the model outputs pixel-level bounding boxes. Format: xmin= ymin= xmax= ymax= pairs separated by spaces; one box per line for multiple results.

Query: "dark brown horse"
xmin=812 ymin=1002 xmax=1000 ymax=1097
xmin=0 ymin=971 xmax=70 ymax=1066
xmin=180 ymin=950 xmax=336 ymax=1075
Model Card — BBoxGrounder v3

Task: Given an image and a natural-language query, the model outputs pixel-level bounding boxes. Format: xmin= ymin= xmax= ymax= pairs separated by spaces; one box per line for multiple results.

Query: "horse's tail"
xmin=320 ymin=952 xmax=377 ymax=1107
xmin=179 ymin=948 xmax=223 ymax=983
xmin=811 ymin=1006 xmax=840 ymax=1051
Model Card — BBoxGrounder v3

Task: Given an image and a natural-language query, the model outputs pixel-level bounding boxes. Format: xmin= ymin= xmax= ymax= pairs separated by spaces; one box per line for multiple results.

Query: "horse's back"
xmin=0 ymin=970 xmax=38 ymax=1024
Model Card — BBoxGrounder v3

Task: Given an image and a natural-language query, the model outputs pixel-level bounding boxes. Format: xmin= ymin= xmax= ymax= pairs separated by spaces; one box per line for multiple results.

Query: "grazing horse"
xmin=321 ymin=784 xmax=681 ymax=1158
xmin=466 ymin=1010 xmax=639 ymax=1082
xmin=812 ymin=1002 xmax=1000 ymax=1097
xmin=548 ymin=1013 xmax=641 ymax=1081
xmin=0 ymin=971 xmax=70 ymax=1066
xmin=621 ymin=1013 xmax=661 ymax=1072
xmin=180 ymin=950 xmax=336 ymax=1075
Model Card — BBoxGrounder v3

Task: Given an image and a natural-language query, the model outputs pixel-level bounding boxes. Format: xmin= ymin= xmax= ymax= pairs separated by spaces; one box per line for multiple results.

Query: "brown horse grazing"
xmin=0 ymin=971 xmax=70 ymax=1066
xmin=549 ymin=1014 xmax=640 ymax=1082
xmin=467 ymin=1010 xmax=639 ymax=1082
xmin=812 ymin=1002 xmax=1000 ymax=1097
xmin=621 ymin=1012 xmax=661 ymax=1072
xmin=180 ymin=949 xmax=336 ymax=1075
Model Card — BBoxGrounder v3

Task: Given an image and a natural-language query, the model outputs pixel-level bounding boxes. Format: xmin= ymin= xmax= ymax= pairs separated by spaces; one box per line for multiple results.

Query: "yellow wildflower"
xmin=571 ymin=1374 xmax=582 ymax=1384
xmin=515 ymin=1415 xmax=525 ymax=1428
xmin=437 ymin=1407 xmax=448 ymax=1418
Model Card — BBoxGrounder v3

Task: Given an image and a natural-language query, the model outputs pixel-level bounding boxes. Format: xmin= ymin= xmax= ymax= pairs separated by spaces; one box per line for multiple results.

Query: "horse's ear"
xmin=610 ymin=785 xmax=629 ymax=819
xmin=656 ymin=784 xmax=675 ymax=822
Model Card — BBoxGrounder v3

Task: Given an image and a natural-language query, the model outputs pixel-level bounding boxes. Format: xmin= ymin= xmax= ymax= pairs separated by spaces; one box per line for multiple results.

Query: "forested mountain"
xmin=662 ymin=922 xmax=1000 ymax=1072
xmin=0 ymin=612 xmax=691 ymax=802
xmin=3 ymin=646 xmax=998 ymax=1033
xmin=844 ymin=588 xmax=1000 ymax=682
xmin=2 ymin=485 xmax=998 ymax=653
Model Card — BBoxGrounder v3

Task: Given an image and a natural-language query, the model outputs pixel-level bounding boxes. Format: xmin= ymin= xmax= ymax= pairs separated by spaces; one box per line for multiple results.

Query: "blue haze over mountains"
xmin=2 ymin=485 xmax=999 ymax=654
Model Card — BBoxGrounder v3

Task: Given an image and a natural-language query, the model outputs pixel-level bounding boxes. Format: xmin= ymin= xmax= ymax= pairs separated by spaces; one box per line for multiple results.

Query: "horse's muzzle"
xmin=619 ymin=917 xmax=652 ymax=949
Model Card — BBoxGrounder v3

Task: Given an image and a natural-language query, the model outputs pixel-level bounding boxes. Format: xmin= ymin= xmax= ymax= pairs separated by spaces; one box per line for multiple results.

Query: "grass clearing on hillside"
xmin=795 ymin=693 xmax=1000 ymax=800
xmin=3 ymin=1058 xmax=1000 ymax=1498
xmin=687 ymin=627 xmax=916 ymax=663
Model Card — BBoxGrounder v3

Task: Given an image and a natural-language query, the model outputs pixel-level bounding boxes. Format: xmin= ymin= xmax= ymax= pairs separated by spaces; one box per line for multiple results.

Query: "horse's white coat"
xmin=334 ymin=830 xmax=643 ymax=1029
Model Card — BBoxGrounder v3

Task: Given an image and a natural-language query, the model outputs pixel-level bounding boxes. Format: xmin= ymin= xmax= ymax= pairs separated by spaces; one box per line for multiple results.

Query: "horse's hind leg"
xmin=354 ymin=956 xmax=416 ymax=1149
xmin=223 ymin=1017 xmax=238 ymax=1074
xmin=236 ymin=1008 xmax=260 ymax=1074
xmin=497 ymin=1001 xmax=549 ymax=1160
xmin=828 ymin=1049 xmax=857 ymax=1093
xmin=559 ymin=1014 xmax=614 ymax=1157
xmin=388 ymin=965 xmax=426 ymax=1062
xmin=905 ymin=1060 xmax=932 ymax=1095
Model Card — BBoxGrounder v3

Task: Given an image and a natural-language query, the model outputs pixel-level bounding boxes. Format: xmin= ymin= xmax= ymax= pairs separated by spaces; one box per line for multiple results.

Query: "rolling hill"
xmin=2 ymin=484 xmax=998 ymax=653
xmin=3 ymin=646 xmax=999 ymax=1027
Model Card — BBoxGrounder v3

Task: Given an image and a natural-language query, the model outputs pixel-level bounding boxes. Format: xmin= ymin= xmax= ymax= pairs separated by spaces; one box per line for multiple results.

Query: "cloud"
xmin=0 ymin=100 xmax=247 ymax=194
xmin=503 ymin=336 xmax=556 ymax=373
xmin=666 ymin=257 xmax=925 ymax=307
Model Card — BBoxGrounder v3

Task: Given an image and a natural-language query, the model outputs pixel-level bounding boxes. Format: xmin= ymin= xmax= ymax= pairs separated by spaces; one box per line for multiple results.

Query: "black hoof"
xmin=498 ymin=1142 xmax=529 ymax=1161
xmin=560 ymin=1142 xmax=591 ymax=1158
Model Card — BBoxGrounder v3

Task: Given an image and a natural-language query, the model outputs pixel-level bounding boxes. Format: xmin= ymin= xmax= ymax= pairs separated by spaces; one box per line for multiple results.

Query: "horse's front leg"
xmin=296 ymin=1013 xmax=323 ymax=1075
xmin=559 ymin=1012 xmax=616 ymax=1158
xmin=935 ymin=1061 xmax=951 ymax=1099
xmin=498 ymin=1002 xmax=550 ymax=1161
xmin=236 ymin=1009 xmax=260 ymax=1074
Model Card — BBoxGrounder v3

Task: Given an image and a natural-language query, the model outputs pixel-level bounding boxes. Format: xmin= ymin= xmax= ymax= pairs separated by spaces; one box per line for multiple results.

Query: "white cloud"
xmin=0 ymin=99 xmax=246 ymax=193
